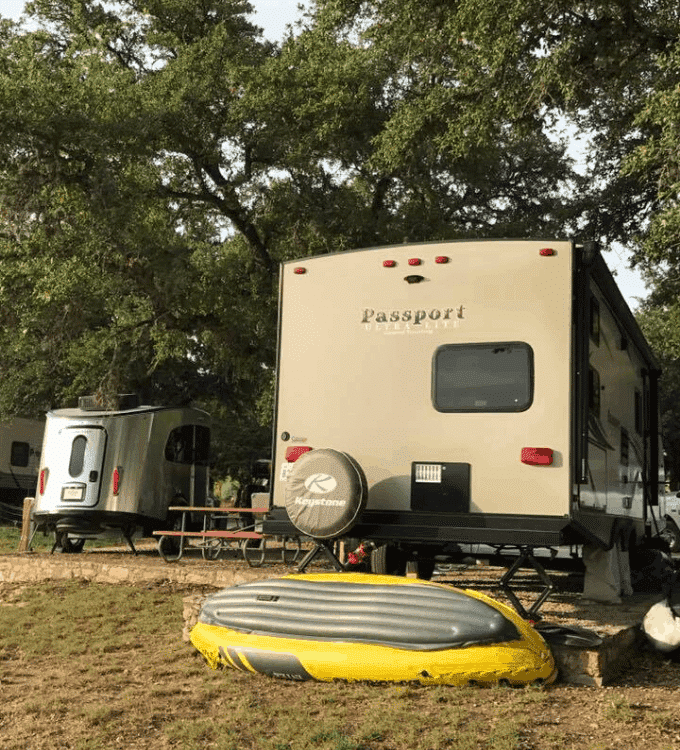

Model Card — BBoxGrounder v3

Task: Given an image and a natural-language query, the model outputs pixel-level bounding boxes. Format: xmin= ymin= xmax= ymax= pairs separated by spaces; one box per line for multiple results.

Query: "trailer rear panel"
xmin=267 ymin=240 xmax=664 ymax=555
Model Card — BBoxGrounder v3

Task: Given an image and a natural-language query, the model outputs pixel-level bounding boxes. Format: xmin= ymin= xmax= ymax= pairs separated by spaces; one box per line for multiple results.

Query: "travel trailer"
xmin=32 ymin=395 xmax=211 ymax=551
xmin=0 ymin=417 xmax=43 ymax=504
xmin=264 ymin=239 xmax=666 ymax=581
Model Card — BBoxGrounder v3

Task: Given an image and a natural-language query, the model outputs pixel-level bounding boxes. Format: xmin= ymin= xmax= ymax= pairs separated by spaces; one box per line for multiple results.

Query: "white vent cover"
xmin=414 ymin=464 xmax=442 ymax=483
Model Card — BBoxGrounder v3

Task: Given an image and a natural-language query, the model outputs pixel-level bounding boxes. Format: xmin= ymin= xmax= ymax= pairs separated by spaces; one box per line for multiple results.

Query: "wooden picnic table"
xmin=153 ymin=506 xmax=301 ymax=565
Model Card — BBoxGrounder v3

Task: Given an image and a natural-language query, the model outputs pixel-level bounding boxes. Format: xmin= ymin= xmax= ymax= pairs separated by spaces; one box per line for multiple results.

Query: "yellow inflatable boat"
xmin=190 ymin=573 xmax=557 ymax=686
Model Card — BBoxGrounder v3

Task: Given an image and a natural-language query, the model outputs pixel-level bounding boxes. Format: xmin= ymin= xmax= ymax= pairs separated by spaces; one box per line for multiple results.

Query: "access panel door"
xmin=56 ymin=426 xmax=107 ymax=507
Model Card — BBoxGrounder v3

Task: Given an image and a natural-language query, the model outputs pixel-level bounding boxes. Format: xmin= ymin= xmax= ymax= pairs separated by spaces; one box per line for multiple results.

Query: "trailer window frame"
xmin=164 ymin=424 xmax=210 ymax=466
xmin=68 ymin=435 xmax=88 ymax=477
xmin=432 ymin=342 xmax=534 ymax=413
xmin=10 ymin=441 xmax=30 ymax=467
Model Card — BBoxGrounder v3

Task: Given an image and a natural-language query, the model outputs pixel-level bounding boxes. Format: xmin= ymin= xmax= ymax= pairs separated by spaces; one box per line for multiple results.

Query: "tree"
xmin=263 ymin=0 xmax=580 ymax=248
xmin=303 ymin=0 xmax=680 ymax=248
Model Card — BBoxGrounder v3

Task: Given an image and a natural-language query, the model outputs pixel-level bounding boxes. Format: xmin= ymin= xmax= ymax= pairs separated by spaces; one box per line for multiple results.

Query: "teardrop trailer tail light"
xmin=285 ymin=446 xmax=313 ymax=462
xmin=112 ymin=467 xmax=122 ymax=495
xmin=539 ymin=248 xmax=556 ymax=256
xmin=521 ymin=448 xmax=554 ymax=466
xmin=39 ymin=468 xmax=48 ymax=495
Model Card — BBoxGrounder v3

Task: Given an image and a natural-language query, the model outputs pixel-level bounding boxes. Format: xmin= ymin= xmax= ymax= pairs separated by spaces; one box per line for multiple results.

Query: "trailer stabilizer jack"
xmin=499 ymin=547 xmax=555 ymax=621
xmin=296 ymin=540 xmax=345 ymax=573
xmin=123 ymin=528 xmax=138 ymax=556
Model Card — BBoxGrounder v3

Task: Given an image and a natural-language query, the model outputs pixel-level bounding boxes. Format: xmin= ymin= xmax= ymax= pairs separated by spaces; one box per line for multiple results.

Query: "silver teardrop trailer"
xmin=32 ymin=395 xmax=211 ymax=552
xmin=263 ymin=239 xmax=667 ymax=610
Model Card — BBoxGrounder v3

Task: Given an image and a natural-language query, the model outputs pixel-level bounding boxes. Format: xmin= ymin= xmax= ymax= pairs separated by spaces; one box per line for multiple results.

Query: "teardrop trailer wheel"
xmin=54 ymin=531 xmax=85 ymax=554
xmin=158 ymin=534 xmax=183 ymax=562
xmin=64 ymin=537 xmax=86 ymax=553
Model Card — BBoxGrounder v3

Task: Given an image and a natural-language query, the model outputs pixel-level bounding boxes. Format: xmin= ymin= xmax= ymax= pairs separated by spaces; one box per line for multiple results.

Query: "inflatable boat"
xmin=190 ymin=573 xmax=557 ymax=686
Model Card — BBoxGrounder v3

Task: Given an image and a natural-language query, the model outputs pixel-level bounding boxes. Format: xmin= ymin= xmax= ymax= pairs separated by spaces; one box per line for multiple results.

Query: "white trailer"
xmin=32 ymin=395 xmax=211 ymax=552
xmin=0 ymin=417 xmax=44 ymax=504
xmin=264 ymin=239 xmax=666 ymax=591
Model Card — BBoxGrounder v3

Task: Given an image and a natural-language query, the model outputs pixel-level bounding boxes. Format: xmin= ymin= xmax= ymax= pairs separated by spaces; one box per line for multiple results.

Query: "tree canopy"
xmin=1 ymin=0 xmax=680 ymax=476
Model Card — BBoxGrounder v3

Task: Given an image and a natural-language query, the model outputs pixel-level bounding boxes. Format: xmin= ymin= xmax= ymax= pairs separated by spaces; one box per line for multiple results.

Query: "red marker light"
xmin=294 ymin=267 xmax=306 ymax=274
xmin=435 ymin=256 xmax=449 ymax=264
xmin=521 ymin=447 xmax=554 ymax=466
xmin=383 ymin=260 xmax=396 ymax=267
xmin=408 ymin=258 xmax=422 ymax=266
xmin=39 ymin=468 xmax=48 ymax=495
xmin=539 ymin=248 xmax=555 ymax=257
xmin=285 ymin=446 xmax=313 ymax=462
xmin=112 ymin=467 xmax=121 ymax=495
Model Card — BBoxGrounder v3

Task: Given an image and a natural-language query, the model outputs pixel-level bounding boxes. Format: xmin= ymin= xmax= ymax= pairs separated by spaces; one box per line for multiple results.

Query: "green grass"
xmin=0 ymin=523 xmax=50 ymax=552
xmin=0 ymin=523 xmax=130 ymax=553
xmin=0 ymin=579 xmax=178 ymax=658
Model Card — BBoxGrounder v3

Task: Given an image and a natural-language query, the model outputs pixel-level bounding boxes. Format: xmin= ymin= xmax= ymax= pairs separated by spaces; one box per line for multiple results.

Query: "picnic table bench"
xmin=153 ymin=505 xmax=301 ymax=566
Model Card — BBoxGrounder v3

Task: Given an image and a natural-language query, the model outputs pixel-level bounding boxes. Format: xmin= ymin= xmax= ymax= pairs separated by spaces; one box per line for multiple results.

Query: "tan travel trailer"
xmin=0 ymin=418 xmax=43 ymax=504
xmin=264 ymin=240 xmax=666 ymax=585
xmin=32 ymin=395 xmax=211 ymax=552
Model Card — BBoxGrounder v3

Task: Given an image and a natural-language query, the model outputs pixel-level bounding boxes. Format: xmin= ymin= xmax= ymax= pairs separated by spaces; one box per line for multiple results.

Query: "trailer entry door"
xmin=58 ymin=426 xmax=107 ymax=507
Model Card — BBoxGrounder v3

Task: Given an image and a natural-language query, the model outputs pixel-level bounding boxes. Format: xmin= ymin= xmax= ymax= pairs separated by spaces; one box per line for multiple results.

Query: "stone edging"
xmin=0 ymin=554 xmax=272 ymax=589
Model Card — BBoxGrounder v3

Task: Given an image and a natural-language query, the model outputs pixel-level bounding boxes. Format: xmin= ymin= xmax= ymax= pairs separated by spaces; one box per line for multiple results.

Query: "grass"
xmin=604 ymin=694 xmax=636 ymax=724
xmin=0 ymin=523 xmax=52 ymax=553
xmin=0 ymin=523 xmax=133 ymax=554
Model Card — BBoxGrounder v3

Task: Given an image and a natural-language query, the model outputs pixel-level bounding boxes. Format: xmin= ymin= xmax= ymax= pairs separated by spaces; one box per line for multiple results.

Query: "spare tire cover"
xmin=284 ymin=449 xmax=367 ymax=539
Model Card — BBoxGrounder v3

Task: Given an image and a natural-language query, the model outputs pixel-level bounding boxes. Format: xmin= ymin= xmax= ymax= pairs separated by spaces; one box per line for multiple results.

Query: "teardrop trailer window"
xmin=68 ymin=435 xmax=88 ymax=477
xmin=434 ymin=342 xmax=534 ymax=412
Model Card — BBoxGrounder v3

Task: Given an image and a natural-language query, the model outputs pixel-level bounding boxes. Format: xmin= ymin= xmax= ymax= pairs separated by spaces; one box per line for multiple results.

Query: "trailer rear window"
xmin=433 ymin=343 xmax=533 ymax=412
xmin=68 ymin=435 xmax=88 ymax=477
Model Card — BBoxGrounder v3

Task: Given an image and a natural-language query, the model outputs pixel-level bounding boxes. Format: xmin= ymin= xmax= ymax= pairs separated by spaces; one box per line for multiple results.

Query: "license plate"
xmin=62 ymin=486 xmax=84 ymax=501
